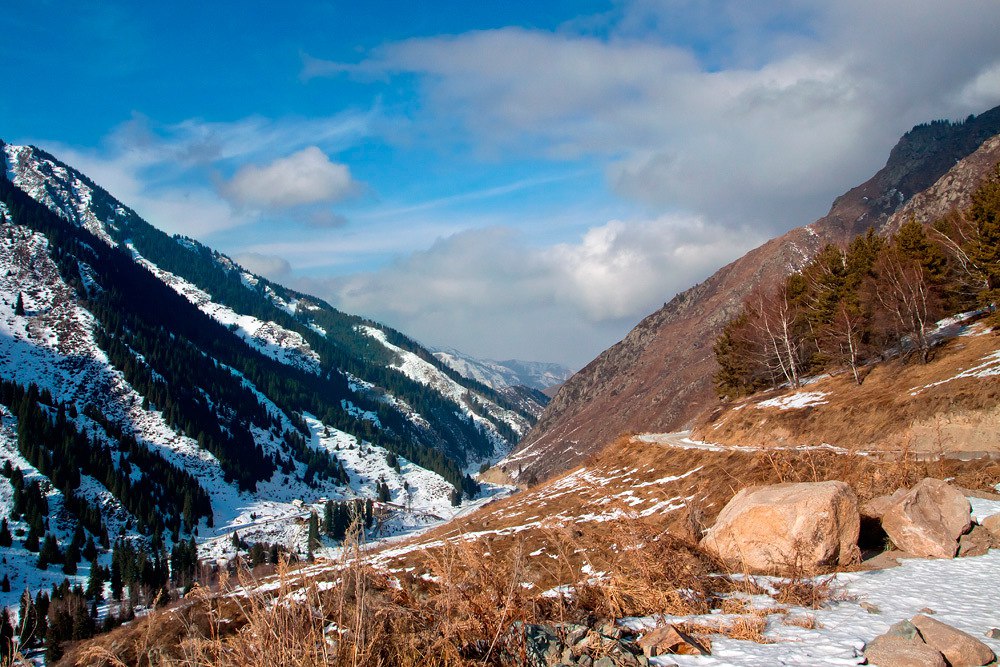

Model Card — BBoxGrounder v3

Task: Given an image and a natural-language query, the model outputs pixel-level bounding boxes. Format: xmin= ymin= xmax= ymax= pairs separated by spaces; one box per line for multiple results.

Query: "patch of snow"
xmin=756 ymin=391 xmax=829 ymax=410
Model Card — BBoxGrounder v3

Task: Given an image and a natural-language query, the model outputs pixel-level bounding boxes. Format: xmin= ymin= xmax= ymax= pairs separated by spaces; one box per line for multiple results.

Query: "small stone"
xmin=860 ymin=601 xmax=881 ymax=614
xmin=636 ymin=624 xmax=711 ymax=657
xmin=986 ymin=628 xmax=1000 ymax=639
xmin=911 ymin=614 xmax=996 ymax=667
xmin=577 ymin=656 xmax=594 ymax=667
xmin=593 ymin=658 xmax=615 ymax=667
xmin=918 ymin=608 xmax=936 ymax=615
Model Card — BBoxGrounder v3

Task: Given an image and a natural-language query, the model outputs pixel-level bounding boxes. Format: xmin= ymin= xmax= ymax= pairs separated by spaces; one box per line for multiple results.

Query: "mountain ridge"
xmin=506 ymin=104 xmax=1000 ymax=484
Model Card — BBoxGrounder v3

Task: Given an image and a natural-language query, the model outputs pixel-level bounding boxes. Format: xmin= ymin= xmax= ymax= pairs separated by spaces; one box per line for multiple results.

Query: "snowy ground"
xmin=621 ymin=497 xmax=1000 ymax=666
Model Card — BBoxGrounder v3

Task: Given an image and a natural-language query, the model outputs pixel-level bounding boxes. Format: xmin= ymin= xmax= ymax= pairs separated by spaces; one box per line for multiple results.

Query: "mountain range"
xmin=0 ymin=140 xmax=549 ymax=606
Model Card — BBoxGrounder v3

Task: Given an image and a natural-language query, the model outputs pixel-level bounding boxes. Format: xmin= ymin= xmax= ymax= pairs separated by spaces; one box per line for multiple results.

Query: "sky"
xmin=3 ymin=1 xmax=1000 ymax=368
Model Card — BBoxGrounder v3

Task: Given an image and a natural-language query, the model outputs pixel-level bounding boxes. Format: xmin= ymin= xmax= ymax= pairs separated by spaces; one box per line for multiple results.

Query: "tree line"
xmin=715 ymin=164 xmax=1000 ymax=397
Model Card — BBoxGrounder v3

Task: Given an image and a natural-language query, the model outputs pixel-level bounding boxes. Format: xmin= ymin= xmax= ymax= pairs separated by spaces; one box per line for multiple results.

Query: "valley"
xmin=2 ymin=4 xmax=1000 ymax=665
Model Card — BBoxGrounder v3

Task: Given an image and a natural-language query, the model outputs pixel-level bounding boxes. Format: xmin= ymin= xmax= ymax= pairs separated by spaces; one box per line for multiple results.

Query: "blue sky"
xmin=4 ymin=1 xmax=1000 ymax=367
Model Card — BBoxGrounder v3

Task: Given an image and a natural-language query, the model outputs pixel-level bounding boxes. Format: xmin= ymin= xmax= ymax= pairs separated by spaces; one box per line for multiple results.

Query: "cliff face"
xmin=506 ymin=105 xmax=1000 ymax=483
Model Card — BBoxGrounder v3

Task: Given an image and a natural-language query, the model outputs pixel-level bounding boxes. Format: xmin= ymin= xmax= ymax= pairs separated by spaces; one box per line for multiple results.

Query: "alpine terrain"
xmin=0 ymin=141 xmax=541 ymax=626
xmin=506 ymin=104 xmax=1000 ymax=484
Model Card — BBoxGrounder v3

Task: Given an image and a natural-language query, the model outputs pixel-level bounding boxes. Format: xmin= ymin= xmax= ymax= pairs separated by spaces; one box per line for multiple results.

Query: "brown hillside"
xmin=507 ymin=105 xmax=1000 ymax=483
xmin=693 ymin=319 xmax=1000 ymax=455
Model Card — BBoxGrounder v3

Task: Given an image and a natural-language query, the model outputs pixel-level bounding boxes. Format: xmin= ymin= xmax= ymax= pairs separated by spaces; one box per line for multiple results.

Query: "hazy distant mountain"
xmin=432 ymin=348 xmax=574 ymax=392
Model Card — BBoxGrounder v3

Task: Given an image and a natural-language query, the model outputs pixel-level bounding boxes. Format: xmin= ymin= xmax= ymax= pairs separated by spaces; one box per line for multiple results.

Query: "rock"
xmin=508 ymin=622 xmax=562 ymax=667
xmin=910 ymin=614 xmax=996 ymax=667
xmin=637 ymin=624 xmax=711 ymax=657
xmin=884 ymin=619 xmax=922 ymax=641
xmin=863 ymin=635 xmax=947 ymax=667
xmin=862 ymin=489 xmax=908 ymax=520
xmin=860 ymin=601 xmax=881 ymax=614
xmin=699 ymin=481 xmax=860 ymax=574
xmin=986 ymin=628 xmax=1000 ymax=639
xmin=881 ymin=479 xmax=972 ymax=558
xmin=980 ymin=514 xmax=1000 ymax=542
xmin=958 ymin=525 xmax=992 ymax=557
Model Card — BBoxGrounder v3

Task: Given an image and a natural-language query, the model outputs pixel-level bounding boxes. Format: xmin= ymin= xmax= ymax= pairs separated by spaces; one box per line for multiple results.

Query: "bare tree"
xmin=870 ymin=248 xmax=942 ymax=363
xmin=744 ymin=282 xmax=807 ymax=388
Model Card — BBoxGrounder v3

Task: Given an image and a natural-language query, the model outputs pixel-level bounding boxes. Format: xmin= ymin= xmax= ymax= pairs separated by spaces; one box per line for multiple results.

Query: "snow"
xmin=361 ymin=326 xmax=529 ymax=453
xmin=618 ymin=547 xmax=1000 ymax=666
xmin=910 ymin=349 xmax=1000 ymax=395
xmin=432 ymin=348 xmax=572 ymax=391
xmin=756 ymin=391 xmax=829 ymax=410
xmin=130 ymin=248 xmax=322 ymax=375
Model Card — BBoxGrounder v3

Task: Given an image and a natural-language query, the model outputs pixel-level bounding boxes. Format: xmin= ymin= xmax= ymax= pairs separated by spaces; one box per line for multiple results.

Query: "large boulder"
xmin=881 ymin=479 xmax=972 ymax=558
xmin=910 ymin=614 xmax=996 ymax=667
xmin=699 ymin=481 xmax=860 ymax=574
xmin=863 ymin=635 xmax=947 ymax=667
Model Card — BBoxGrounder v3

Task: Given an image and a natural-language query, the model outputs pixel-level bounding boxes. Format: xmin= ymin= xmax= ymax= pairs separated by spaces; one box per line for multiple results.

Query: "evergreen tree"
xmin=0 ymin=518 xmax=10 ymax=547
xmin=967 ymin=164 xmax=1000 ymax=320
xmin=13 ymin=292 xmax=24 ymax=317
xmin=0 ymin=608 xmax=13 ymax=665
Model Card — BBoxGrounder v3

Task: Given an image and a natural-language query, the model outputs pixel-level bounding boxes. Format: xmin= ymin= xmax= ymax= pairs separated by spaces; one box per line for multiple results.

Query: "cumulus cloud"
xmin=312 ymin=216 xmax=763 ymax=366
xmin=221 ymin=146 xmax=360 ymax=209
xmin=38 ymin=112 xmax=372 ymax=238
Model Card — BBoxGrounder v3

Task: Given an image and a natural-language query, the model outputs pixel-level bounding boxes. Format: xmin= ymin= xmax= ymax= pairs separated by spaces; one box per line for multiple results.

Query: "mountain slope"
xmin=0 ymin=141 xmax=535 ymax=610
xmin=432 ymin=348 xmax=573 ymax=393
xmin=506 ymin=104 xmax=1000 ymax=483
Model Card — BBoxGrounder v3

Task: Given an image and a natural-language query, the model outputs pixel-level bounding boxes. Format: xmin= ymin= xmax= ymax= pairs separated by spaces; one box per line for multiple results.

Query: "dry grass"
xmin=695 ymin=326 xmax=1000 ymax=461
xmin=783 ymin=614 xmax=821 ymax=629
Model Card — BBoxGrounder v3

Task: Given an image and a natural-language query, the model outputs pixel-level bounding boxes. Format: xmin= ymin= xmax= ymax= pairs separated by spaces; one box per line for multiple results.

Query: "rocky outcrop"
xmin=881 ymin=479 xmax=972 ymax=558
xmin=509 ymin=105 xmax=1000 ymax=484
xmin=699 ymin=481 xmax=860 ymax=574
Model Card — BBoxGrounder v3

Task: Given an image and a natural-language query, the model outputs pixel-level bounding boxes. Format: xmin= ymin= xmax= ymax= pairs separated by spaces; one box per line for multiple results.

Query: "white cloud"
xmin=35 ymin=112 xmax=373 ymax=238
xmin=233 ymin=252 xmax=293 ymax=280
xmin=311 ymin=216 xmax=763 ymax=366
xmin=221 ymin=147 xmax=360 ymax=209
xmin=315 ymin=1 xmax=1000 ymax=233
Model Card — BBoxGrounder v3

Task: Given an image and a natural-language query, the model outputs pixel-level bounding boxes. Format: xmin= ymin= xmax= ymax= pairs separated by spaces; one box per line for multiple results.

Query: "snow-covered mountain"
xmin=0 ymin=141 xmax=533 ymax=609
xmin=432 ymin=348 xmax=573 ymax=392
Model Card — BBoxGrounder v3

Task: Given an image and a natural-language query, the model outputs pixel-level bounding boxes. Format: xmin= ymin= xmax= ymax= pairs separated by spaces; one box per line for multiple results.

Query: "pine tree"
xmin=14 ymin=292 xmax=24 ymax=317
xmin=0 ymin=608 xmax=13 ymax=664
xmin=967 ymin=164 xmax=1000 ymax=320
xmin=0 ymin=518 xmax=10 ymax=547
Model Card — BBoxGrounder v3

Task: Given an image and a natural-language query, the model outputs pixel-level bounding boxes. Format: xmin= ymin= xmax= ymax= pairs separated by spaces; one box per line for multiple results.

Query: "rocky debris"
xmin=958 ymin=525 xmax=993 ymax=557
xmin=636 ymin=624 xmax=711 ymax=658
xmin=910 ymin=614 xmax=997 ymax=667
xmin=880 ymin=478 xmax=972 ymax=558
xmin=864 ymin=616 xmax=996 ymax=667
xmin=504 ymin=620 xmax=714 ymax=666
xmin=700 ymin=481 xmax=860 ymax=574
xmin=861 ymin=489 xmax=908 ymax=521
xmin=980 ymin=513 xmax=1000 ymax=541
